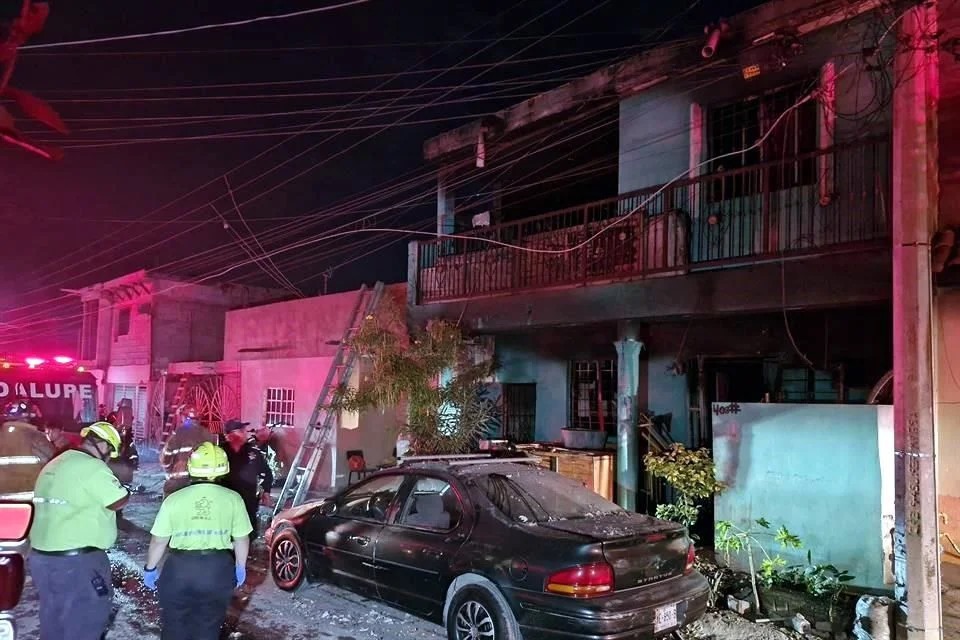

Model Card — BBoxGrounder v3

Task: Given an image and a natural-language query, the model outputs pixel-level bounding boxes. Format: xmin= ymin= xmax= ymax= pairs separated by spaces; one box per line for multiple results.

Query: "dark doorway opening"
xmin=501 ymin=383 xmax=537 ymax=444
xmin=688 ymin=357 xmax=766 ymax=546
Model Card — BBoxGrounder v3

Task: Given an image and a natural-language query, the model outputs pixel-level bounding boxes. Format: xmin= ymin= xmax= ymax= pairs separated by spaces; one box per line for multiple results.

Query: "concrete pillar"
xmin=615 ymin=321 xmax=644 ymax=511
xmin=437 ymin=168 xmax=456 ymax=237
xmin=891 ymin=4 xmax=942 ymax=638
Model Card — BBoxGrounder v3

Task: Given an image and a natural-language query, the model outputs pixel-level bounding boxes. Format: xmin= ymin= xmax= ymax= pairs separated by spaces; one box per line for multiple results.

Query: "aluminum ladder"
xmin=272 ymin=281 xmax=385 ymax=517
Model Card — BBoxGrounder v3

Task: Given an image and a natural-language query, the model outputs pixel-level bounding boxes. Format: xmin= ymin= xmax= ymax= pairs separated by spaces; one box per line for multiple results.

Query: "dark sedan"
xmin=266 ymin=457 xmax=709 ymax=640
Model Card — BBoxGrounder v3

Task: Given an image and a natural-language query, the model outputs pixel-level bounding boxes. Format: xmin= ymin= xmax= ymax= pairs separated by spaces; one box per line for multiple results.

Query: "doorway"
xmin=688 ymin=357 xmax=766 ymax=546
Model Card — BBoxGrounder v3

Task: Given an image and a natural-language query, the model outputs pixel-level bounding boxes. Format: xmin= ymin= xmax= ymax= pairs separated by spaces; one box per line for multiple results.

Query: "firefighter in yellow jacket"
xmin=160 ymin=410 xmax=215 ymax=496
xmin=0 ymin=399 xmax=55 ymax=500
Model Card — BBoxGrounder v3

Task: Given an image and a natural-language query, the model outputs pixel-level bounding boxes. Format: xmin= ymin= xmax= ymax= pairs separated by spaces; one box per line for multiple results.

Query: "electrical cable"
xmin=2 ymin=6 xmax=912 ymax=337
xmin=20 ymin=1 xmax=375 ymax=50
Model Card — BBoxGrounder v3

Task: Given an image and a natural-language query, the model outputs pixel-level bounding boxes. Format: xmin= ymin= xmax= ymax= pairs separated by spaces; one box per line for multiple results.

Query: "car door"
xmin=374 ymin=474 xmax=472 ymax=615
xmin=303 ymin=474 xmax=406 ymax=595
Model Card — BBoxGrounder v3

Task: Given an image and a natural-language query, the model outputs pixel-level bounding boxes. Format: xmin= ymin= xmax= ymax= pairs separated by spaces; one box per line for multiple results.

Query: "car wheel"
xmin=270 ymin=529 xmax=307 ymax=591
xmin=446 ymin=584 xmax=521 ymax=640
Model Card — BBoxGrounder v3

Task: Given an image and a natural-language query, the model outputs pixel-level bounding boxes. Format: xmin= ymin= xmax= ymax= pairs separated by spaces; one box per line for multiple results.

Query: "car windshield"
xmin=475 ymin=468 xmax=626 ymax=524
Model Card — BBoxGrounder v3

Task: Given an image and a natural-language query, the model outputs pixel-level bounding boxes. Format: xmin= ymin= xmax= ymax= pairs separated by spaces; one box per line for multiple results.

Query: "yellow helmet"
xmin=80 ymin=421 xmax=122 ymax=459
xmin=187 ymin=442 xmax=230 ymax=479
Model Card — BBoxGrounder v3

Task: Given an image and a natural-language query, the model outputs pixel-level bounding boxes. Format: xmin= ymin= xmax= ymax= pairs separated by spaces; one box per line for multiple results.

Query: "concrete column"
xmin=615 ymin=321 xmax=644 ymax=511
xmin=891 ymin=4 xmax=942 ymax=638
xmin=437 ymin=168 xmax=456 ymax=237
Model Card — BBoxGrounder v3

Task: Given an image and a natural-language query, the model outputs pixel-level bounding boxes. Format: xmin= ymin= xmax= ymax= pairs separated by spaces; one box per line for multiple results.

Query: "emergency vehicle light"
xmin=53 ymin=356 xmax=72 ymax=364
xmin=24 ymin=357 xmax=44 ymax=368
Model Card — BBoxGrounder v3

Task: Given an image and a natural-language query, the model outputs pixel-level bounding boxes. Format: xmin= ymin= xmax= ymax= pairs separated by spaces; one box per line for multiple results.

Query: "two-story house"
xmin=74 ymin=269 xmax=286 ymax=441
xmin=409 ymin=0 xmax=894 ymax=497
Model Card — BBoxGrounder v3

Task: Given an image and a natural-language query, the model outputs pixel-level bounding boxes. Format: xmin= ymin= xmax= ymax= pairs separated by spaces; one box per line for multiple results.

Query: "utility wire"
xmin=20 ymin=1 xmax=374 ymax=50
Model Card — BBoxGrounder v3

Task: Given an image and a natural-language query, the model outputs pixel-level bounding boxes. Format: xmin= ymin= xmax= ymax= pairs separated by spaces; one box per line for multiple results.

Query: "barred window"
xmin=264 ymin=387 xmax=295 ymax=427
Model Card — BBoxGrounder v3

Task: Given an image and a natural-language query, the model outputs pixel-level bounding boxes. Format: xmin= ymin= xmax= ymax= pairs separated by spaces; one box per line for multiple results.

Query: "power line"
xmin=20 ymin=1 xmax=375 ymax=51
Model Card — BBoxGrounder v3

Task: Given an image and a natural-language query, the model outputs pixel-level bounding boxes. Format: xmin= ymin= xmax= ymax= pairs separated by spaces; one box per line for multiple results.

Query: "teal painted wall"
xmin=712 ymin=403 xmax=894 ymax=590
xmin=495 ymin=336 xmax=569 ymax=443
xmin=645 ymin=354 xmax=690 ymax=445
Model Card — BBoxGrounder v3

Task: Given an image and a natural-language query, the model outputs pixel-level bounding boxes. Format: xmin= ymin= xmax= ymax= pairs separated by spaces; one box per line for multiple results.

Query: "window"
xmin=338 ymin=475 xmax=406 ymax=522
xmin=569 ymin=360 xmax=616 ymax=432
xmin=80 ymin=300 xmax=98 ymax=361
xmin=398 ymin=477 xmax=463 ymax=531
xmin=264 ymin=387 xmax=295 ymax=427
xmin=501 ymin=383 xmax=536 ymax=443
xmin=707 ymin=81 xmax=818 ymax=199
xmin=476 ymin=467 xmax=624 ymax=524
xmin=116 ymin=307 xmax=131 ymax=338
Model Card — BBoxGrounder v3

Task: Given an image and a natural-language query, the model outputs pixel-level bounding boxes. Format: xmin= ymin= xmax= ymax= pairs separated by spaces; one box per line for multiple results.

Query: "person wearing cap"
xmin=28 ymin=421 xmax=130 ymax=640
xmin=143 ymin=442 xmax=251 ymax=640
xmin=222 ymin=419 xmax=272 ymax=538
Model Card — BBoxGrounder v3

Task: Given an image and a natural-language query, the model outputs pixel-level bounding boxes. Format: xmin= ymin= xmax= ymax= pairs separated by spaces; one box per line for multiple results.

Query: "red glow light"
xmin=24 ymin=357 xmax=45 ymax=368
xmin=53 ymin=356 xmax=73 ymax=364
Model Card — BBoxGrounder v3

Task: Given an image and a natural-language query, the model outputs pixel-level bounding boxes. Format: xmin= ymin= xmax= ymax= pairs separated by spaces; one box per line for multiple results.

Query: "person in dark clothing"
xmin=222 ymin=419 xmax=272 ymax=538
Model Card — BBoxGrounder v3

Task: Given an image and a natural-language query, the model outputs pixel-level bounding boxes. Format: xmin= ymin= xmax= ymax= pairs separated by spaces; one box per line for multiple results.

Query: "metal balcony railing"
xmin=414 ymin=137 xmax=891 ymax=304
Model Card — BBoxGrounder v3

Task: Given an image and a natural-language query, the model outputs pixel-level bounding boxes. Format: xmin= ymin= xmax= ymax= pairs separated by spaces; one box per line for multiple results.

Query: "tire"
xmin=446 ymin=584 xmax=521 ymax=640
xmin=270 ymin=528 xmax=307 ymax=591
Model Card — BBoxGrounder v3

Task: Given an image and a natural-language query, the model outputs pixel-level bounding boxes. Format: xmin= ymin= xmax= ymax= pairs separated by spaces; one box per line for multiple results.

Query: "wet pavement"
xmin=13 ymin=464 xmax=445 ymax=640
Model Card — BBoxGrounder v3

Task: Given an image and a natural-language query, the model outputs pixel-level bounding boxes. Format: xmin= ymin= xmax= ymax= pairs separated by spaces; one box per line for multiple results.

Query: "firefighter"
xmin=29 ymin=421 xmax=129 ymax=640
xmin=160 ymin=409 xmax=215 ymax=497
xmin=42 ymin=416 xmax=73 ymax=454
xmin=143 ymin=442 xmax=250 ymax=640
xmin=222 ymin=419 xmax=272 ymax=538
xmin=0 ymin=399 xmax=56 ymax=500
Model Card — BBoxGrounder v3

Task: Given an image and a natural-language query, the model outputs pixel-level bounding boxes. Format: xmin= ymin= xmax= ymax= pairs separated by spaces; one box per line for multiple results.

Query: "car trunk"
xmin=540 ymin=514 xmax=689 ymax=590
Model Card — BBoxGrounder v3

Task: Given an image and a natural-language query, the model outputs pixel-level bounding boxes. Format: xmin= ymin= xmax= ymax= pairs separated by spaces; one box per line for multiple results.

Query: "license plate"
xmin=653 ymin=603 xmax=678 ymax=633
xmin=0 ymin=619 xmax=14 ymax=640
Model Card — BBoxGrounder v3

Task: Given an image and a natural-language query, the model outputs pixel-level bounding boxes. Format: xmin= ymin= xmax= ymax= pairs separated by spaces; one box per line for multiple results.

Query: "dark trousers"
xmin=158 ymin=552 xmax=235 ymax=640
xmin=242 ymin=493 xmax=260 ymax=538
xmin=29 ymin=550 xmax=113 ymax=640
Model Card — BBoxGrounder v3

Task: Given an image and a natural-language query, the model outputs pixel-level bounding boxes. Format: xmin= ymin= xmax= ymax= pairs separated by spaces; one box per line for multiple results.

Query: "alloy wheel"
xmin=273 ymin=538 xmax=302 ymax=583
xmin=454 ymin=600 xmax=495 ymax=640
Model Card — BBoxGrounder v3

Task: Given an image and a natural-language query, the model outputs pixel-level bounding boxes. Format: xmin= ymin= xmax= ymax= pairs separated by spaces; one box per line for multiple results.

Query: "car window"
xmin=398 ymin=477 xmax=462 ymax=531
xmin=338 ymin=475 xmax=406 ymax=523
xmin=476 ymin=468 xmax=625 ymax=523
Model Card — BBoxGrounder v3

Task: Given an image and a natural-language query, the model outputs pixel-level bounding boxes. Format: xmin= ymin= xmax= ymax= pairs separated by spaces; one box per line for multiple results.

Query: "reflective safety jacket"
xmin=0 ymin=420 xmax=56 ymax=500
xmin=160 ymin=425 xmax=215 ymax=496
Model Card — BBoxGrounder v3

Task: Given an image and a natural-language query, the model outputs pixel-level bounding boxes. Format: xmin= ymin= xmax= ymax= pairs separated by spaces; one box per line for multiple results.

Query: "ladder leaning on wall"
xmin=272 ymin=281 xmax=386 ymax=517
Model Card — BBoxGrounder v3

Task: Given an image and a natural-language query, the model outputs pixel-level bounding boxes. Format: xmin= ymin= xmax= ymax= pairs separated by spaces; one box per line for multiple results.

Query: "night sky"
xmin=0 ymin=0 xmax=763 ymax=352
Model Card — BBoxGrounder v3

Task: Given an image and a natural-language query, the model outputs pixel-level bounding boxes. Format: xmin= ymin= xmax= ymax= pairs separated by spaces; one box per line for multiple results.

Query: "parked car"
xmin=266 ymin=456 xmax=709 ymax=640
xmin=0 ymin=502 xmax=33 ymax=640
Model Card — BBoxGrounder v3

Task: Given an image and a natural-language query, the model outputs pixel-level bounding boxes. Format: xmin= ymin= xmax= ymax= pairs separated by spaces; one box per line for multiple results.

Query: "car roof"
xmin=392 ymin=456 xmax=540 ymax=479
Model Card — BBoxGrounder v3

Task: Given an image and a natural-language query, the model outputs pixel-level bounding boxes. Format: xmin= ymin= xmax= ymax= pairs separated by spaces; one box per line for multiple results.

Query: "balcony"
xmin=413 ymin=138 xmax=891 ymax=304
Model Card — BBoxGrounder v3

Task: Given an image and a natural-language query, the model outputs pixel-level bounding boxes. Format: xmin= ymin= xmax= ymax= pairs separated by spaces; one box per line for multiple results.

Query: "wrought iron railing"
xmin=414 ymin=137 xmax=891 ymax=303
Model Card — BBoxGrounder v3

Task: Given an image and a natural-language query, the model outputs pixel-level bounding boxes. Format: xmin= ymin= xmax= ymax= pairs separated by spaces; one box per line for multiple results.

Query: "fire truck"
xmin=0 ymin=357 xmax=98 ymax=434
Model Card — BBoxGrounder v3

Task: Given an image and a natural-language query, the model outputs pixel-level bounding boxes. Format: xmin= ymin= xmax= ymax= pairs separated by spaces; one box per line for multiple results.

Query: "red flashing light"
xmin=545 ymin=562 xmax=614 ymax=598
xmin=24 ymin=357 xmax=44 ymax=368
xmin=53 ymin=356 xmax=73 ymax=364
xmin=1 ymin=363 xmax=9 ymax=369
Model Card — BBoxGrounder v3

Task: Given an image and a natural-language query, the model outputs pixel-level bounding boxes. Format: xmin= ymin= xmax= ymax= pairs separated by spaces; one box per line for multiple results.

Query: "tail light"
xmin=0 ymin=554 xmax=25 ymax=610
xmin=545 ymin=562 xmax=614 ymax=598
xmin=684 ymin=542 xmax=696 ymax=575
xmin=0 ymin=503 xmax=32 ymax=540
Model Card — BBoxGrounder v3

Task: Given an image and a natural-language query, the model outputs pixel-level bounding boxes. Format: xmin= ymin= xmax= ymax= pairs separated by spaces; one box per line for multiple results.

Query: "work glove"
xmin=235 ymin=564 xmax=246 ymax=588
xmin=143 ymin=567 xmax=159 ymax=591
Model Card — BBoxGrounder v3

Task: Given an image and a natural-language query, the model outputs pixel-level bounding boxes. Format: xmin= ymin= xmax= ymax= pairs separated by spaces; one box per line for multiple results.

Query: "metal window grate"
xmin=264 ymin=387 xmax=295 ymax=427
xmin=501 ymin=383 xmax=536 ymax=443
xmin=569 ymin=360 xmax=616 ymax=431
